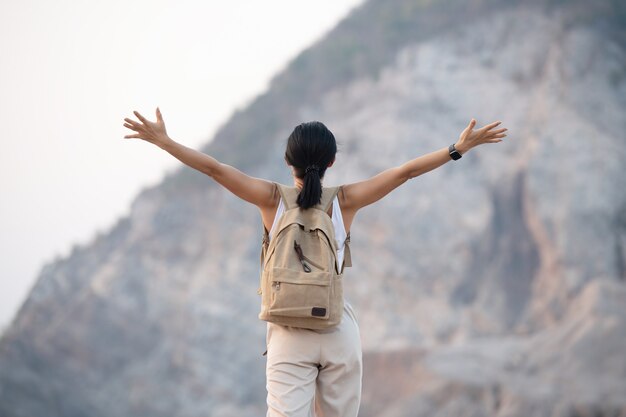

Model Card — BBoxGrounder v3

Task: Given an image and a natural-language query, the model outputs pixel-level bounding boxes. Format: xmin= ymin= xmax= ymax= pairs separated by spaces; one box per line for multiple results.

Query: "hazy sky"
xmin=0 ymin=0 xmax=363 ymax=329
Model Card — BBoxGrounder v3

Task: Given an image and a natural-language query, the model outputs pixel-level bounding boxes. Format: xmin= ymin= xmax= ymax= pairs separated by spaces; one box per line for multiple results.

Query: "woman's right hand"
xmin=454 ymin=118 xmax=508 ymax=154
xmin=123 ymin=107 xmax=172 ymax=148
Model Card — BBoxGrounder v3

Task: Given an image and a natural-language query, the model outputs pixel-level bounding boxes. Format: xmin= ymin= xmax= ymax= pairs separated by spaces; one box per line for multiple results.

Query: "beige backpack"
xmin=257 ymin=183 xmax=351 ymax=330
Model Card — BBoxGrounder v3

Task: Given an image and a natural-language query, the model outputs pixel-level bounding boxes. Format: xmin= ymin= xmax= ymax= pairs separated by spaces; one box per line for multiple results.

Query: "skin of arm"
xmin=338 ymin=118 xmax=508 ymax=230
xmin=159 ymin=140 xmax=277 ymax=208
xmin=123 ymin=108 xmax=279 ymax=229
xmin=123 ymin=109 xmax=507 ymax=231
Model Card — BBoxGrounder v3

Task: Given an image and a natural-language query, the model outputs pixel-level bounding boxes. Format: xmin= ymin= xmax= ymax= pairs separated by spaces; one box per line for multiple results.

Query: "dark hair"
xmin=285 ymin=121 xmax=337 ymax=209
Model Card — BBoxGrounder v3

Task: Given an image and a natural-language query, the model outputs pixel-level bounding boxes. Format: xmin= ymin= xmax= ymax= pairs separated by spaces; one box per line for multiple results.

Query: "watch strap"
xmin=449 ymin=144 xmax=462 ymax=160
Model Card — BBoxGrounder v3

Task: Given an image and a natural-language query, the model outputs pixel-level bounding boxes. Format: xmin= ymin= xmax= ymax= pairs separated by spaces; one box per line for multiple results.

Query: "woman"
xmin=123 ymin=108 xmax=507 ymax=417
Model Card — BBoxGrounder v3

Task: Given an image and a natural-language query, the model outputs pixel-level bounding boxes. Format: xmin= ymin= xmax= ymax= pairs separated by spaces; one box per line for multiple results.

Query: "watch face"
xmin=449 ymin=144 xmax=462 ymax=160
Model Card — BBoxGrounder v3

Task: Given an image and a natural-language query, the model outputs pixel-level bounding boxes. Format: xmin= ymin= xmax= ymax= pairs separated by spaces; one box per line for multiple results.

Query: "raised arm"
xmin=339 ymin=119 xmax=508 ymax=219
xmin=123 ymin=108 xmax=277 ymax=209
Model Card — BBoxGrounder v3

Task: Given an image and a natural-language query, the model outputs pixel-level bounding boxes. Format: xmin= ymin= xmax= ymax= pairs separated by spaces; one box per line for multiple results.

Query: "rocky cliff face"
xmin=2 ymin=1 xmax=625 ymax=416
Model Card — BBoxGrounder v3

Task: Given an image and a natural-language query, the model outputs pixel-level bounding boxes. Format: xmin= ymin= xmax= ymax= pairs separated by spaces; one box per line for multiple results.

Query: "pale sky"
xmin=0 ymin=0 xmax=364 ymax=330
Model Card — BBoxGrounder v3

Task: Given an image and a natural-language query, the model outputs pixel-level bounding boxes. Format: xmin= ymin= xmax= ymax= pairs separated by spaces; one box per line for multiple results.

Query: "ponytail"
xmin=285 ymin=121 xmax=337 ymax=210
xmin=297 ymin=165 xmax=323 ymax=209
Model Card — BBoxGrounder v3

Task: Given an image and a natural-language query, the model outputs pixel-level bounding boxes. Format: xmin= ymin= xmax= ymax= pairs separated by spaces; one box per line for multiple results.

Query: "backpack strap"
xmin=275 ymin=182 xmax=340 ymax=213
xmin=275 ymin=183 xmax=300 ymax=210
xmin=319 ymin=186 xmax=340 ymax=213
xmin=260 ymin=182 xmax=279 ymax=254
xmin=342 ymin=232 xmax=352 ymax=269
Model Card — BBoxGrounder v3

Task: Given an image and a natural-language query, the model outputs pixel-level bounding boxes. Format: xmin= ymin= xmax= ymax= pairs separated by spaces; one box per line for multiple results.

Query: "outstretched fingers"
xmin=485 ymin=131 xmax=507 ymax=143
xmin=123 ymin=120 xmax=146 ymax=138
xmin=123 ymin=115 xmax=148 ymax=140
xmin=123 ymin=119 xmax=142 ymax=130
xmin=487 ymin=129 xmax=507 ymax=138
xmin=482 ymin=122 xmax=508 ymax=141
xmin=480 ymin=120 xmax=502 ymax=132
xmin=124 ymin=117 xmax=147 ymax=132
xmin=133 ymin=110 xmax=150 ymax=124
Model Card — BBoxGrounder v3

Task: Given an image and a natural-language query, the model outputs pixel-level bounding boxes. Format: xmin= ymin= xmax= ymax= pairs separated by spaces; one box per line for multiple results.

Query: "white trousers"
xmin=265 ymin=301 xmax=363 ymax=417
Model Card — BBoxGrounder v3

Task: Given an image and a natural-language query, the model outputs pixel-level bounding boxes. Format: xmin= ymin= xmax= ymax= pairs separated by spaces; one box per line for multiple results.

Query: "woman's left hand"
xmin=455 ymin=119 xmax=508 ymax=154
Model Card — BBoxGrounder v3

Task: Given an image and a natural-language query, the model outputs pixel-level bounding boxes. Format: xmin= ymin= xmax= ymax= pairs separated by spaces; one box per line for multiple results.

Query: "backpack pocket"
xmin=268 ymin=268 xmax=332 ymax=319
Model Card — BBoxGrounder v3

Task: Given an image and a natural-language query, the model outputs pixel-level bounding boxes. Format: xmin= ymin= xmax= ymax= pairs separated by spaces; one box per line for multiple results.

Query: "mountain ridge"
xmin=2 ymin=1 xmax=626 ymax=416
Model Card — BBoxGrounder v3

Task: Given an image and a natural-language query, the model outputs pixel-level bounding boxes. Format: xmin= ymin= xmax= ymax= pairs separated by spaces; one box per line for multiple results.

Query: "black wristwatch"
xmin=449 ymin=144 xmax=462 ymax=160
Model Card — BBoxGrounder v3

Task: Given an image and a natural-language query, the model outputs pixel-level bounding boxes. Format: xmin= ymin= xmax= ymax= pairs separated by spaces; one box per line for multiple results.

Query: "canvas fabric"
xmin=258 ymin=183 xmax=348 ymax=330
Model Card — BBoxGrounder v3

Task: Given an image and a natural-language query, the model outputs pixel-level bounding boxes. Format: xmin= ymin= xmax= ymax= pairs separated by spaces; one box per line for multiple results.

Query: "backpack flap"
xmin=266 ymin=210 xmax=339 ymax=275
xmin=258 ymin=227 xmax=270 ymax=296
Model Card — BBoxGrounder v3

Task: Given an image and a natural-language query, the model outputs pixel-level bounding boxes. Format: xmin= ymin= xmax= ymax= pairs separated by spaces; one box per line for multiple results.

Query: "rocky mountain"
xmin=2 ymin=0 xmax=626 ymax=416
